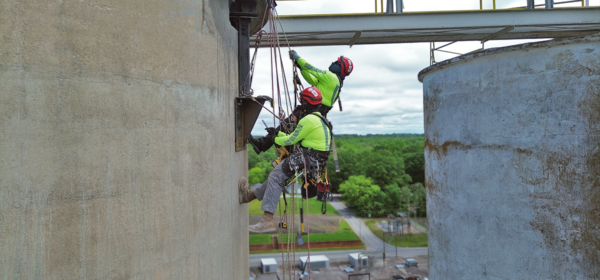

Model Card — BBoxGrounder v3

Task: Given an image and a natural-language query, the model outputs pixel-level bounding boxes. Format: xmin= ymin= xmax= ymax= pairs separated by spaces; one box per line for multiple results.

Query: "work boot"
xmin=248 ymin=212 xmax=275 ymax=233
xmin=248 ymin=137 xmax=262 ymax=154
xmin=238 ymin=177 xmax=256 ymax=204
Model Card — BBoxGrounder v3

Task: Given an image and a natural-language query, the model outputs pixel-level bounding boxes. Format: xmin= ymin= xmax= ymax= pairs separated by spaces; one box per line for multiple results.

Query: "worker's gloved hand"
xmin=265 ymin=127 xmax=278 ymax=136
xmin=289 ymin=50 xmax=300 ymax=61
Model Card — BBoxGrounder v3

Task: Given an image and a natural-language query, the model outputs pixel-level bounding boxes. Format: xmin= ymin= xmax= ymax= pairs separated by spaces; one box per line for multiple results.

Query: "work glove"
xmin=289 ymin=50 xmax=300 ymax=61
xmin=266 ymin=127 xmax=278 ymax=136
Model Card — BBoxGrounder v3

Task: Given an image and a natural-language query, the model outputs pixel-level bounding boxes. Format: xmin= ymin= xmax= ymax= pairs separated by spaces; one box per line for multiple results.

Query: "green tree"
xmin=410 ymin=182 xmax=427 ymax=217
xmin=382 ymin=184 xmax=403 ymax=214
xmin=339 ymin=175 xmax=383 ymax=216
xmin=248 ymin=166 xmax=264 ymax=185
xmin=247 ymin=144 xmax=275 ymax=184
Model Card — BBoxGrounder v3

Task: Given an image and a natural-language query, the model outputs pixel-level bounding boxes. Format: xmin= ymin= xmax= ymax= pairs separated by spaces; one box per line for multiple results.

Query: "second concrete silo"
xmin=419 ymin=36 xmax=599 ymax=279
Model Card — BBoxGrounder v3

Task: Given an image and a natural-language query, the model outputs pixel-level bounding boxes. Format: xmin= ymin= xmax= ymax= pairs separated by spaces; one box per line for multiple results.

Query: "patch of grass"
xmin=411 ymin=221 xmax=427 ymax=233
xmin=307 ymin=230 xmax=359 ymax=242
xmin=339 ymin=219 xmax=352 ymax=230
xmin=365 ymin=219 xmax=428 ymax=247
xmin=250 ymin=219 xmax=360 ymax=245
xmin=249 ymin=197 xmax=339 ymax=215
xmin=249 ymin=234 xmax=273 ymax=245
xmin=250 ymin=246 xmax=365 ymax=255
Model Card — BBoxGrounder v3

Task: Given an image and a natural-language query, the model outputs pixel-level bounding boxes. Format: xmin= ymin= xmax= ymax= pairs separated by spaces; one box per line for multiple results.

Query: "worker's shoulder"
xmin=304 ymin=113 xmax=330 ymax=126
xmin=323 ymin=70 xmax=340 ymax=83
xmin=299 ymin=113 xmax=322 ymax=124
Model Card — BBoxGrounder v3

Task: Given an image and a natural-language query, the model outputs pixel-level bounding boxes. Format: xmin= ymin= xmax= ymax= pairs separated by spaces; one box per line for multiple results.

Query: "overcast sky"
xmin=250 ymin=0 xmax=597 ymax=136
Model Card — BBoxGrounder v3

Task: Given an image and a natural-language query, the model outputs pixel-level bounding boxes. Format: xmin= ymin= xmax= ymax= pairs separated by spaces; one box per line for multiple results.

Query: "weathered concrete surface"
xmin=419 ymin=36 xmax=600 ymax=279
xmin=0 ymin=0 xmax=248 ymax=279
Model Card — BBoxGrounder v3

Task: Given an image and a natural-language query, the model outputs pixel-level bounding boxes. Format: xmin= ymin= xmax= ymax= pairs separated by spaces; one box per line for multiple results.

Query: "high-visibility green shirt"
xmin=274 ymin=113 xmax=331 ymax=152
xmin=297 ymin=58 xmax=341 ymax=108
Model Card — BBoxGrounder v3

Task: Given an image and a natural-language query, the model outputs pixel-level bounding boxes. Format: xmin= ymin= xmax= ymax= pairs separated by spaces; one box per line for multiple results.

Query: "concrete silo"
xmin=1 ymin=0 xmax=250 ymax=279
xmin=419 ymin=36 xmax=599 ymax=279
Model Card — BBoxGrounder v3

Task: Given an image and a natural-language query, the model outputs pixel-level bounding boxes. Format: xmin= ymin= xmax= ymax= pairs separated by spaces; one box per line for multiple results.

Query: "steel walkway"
xmin=252 ymin=8 xmax=600 ymax=47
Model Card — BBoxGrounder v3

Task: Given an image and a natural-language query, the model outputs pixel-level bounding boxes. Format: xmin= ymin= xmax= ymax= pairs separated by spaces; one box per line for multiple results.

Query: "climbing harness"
xmin=316 ymin=169 xmax=334 ymax=214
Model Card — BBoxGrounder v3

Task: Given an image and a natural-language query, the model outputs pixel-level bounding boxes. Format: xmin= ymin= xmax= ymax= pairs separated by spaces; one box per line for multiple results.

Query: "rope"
xmin=300 ymin=151 xmax=311 ymax=280
xmin=273 ymin=7 xmax=292 ymax=51
xmin=246 ymin=0 xmax=318 ymax=278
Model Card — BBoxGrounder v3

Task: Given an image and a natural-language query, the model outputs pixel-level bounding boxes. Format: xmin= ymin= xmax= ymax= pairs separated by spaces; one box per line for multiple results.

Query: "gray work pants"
xmin=253 ymin=158 xmax=292 ymax=214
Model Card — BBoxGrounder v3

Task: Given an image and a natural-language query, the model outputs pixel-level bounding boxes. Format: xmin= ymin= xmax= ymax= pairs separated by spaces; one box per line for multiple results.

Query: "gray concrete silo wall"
xmin=419 ymin=36 xmax=599 ymax=279
xmin=0 ymin=1 xmax=248 ymax=279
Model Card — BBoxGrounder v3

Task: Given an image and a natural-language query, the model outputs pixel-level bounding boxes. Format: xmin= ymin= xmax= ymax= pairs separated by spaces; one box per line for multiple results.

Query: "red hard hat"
xmin=300 ymin=87 xmax=322 ymax=105
xmin=338 ymin=56 xmax=353 ymax=76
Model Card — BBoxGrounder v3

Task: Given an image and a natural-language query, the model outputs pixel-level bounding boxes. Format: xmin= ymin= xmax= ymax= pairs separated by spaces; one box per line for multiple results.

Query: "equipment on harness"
xmin=300 ymin=207 xmax=304 ymax=232
xmin=316 ymin=169 xmax=334 ymax=214
xmin=279 ymin=191 xmax=289 ymax=229
xmin=271 ymin=145 xmax=290 ymax=168
xmin=281 ymin=146 xmax=329 ymax=201
xmin=302 ymin=177 xmax=319 ymax=199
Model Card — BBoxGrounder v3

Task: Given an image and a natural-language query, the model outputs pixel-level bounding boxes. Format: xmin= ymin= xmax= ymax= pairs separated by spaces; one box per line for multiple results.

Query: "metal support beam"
xmin=348 ymin=31 xmax=362 ymax=47
xmin=481 ymin=26 xmax=515 ymax=43
xmin=230 ymin=0 xmax=264 ymax=151
xmin=396 ymin=0 xmax=403 ymax=13
xmin=527 ymin=0 xmax=535 ymax=9
xmin=237 ymin=18 xmax=251 ymax=95
xmin=230 ymin=0 xmax=258 ymax=96
xmin=435 ymin=41 xmax=457 ymax=50
xmin=234 ymin=96 xmax=271 ymax=152
xmin=429 ymin=42 xmax=435 ymax=65
xmin=546 ymin=0 xmax=554 ymax=9
xmin=252 ymin=8 xmax=600 ymax=47
xmin=386 ymin=0 xmax=393 ymax=14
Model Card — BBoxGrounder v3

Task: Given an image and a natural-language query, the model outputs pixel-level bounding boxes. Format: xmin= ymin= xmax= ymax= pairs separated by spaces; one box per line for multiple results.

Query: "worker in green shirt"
xmin=248 ymin=50 xmax=353 ymax=154
xmin=289 ymin=50 xmax=353 ymax=117
xmin=239 ymin=87 xmax=332 ymax=233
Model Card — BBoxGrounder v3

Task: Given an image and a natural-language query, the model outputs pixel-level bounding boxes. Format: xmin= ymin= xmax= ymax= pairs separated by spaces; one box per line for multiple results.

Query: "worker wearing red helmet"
xmin=247 ymin=51 xmax=352 ymax=155
xmin=289 ymin=49 xmax=353 ymax=117
xmin=240 ymin=87 xmax=332 ymax=233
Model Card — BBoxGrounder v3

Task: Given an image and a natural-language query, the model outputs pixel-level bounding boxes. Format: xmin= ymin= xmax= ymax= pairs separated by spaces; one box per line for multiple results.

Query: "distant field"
xmin=366 ymin=220 xmax=428 ymax=247
xmin=249 ymin=197 xmax=340 ymax=215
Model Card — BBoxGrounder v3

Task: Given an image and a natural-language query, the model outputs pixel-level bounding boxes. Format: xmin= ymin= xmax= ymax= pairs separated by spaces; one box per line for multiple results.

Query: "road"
xmin=250 ymin=196 xmax=427 ymax=266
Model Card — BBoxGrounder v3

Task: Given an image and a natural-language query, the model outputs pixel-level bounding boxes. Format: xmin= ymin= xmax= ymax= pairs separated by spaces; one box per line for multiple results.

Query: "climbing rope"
xmin=244 ymin=0 xmax=330 ymax=278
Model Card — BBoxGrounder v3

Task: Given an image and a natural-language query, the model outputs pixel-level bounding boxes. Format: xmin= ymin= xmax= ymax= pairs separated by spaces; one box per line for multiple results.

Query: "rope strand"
xmin=249 ymin=1 xmax=315 ymax=278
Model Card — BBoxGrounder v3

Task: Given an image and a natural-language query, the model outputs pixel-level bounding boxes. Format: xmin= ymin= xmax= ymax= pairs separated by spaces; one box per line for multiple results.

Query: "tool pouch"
xmin=301 ymin=178 xmax=318 ymax=199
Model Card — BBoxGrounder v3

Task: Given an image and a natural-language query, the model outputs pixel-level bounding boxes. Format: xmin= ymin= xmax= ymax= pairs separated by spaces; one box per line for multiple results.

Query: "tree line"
xmin=248 ymin=134 xmax=426 ymax=217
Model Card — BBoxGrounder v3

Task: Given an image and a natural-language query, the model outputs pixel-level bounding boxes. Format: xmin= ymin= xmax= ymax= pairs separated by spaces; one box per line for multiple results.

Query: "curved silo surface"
xmin=0 ymin=1 xmax=249 ymax=278
xmin=419 ymin=36 xmax=600 ymax=279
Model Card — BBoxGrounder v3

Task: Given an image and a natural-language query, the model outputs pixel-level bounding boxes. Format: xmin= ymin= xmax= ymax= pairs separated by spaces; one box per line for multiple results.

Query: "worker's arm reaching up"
xmin=297 ymin=58 xmax=328 ymax=86
xmin=289 ymin=50 xmax=343 ymax=109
